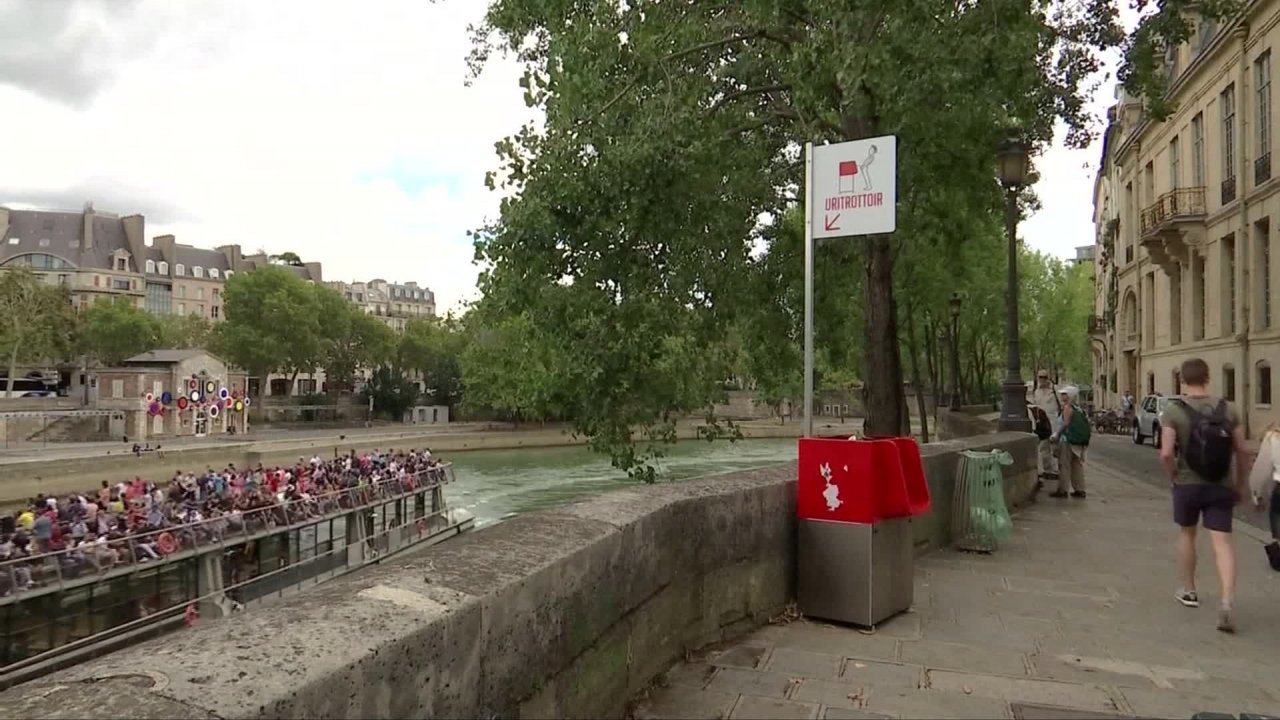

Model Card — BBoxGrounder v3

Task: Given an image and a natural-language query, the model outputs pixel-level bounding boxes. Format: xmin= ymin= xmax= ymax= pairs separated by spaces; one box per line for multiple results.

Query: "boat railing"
xmin=0 ymin=462 xmax=456 ymax=601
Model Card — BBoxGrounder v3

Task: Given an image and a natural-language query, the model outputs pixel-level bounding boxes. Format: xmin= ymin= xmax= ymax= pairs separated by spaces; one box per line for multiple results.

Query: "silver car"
xmin=1132 ymin=394 xmax=1181 ymax=448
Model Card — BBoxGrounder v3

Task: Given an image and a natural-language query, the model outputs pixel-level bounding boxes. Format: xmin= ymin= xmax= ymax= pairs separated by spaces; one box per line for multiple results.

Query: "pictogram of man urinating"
xmin=837 ymin=145 xmax=878 ymax=194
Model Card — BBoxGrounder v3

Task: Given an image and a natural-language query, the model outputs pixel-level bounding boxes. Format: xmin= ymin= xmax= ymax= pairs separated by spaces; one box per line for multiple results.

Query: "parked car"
xmin=1132 ymin=394 xmax=1181 ymax=448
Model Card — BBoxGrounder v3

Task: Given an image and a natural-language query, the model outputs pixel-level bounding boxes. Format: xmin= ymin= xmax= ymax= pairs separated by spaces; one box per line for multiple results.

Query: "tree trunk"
xmin=861 ymin=235 xmax=904 ymax=437
xmin=904 ymin=303 xmax=930 ymax=443
xmin=924 ymin=318 xmax=940 ymax=420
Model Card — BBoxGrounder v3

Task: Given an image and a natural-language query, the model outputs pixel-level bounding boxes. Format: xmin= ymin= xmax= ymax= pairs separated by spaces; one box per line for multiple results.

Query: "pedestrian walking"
xmin=1247 ymin=421 xmax=1280 ymax=570
xmin=1049 ymin=386 xmax=1089 ymax=499
xmin=1158 ymin=358 xmax=1250 ymax=633
xmin=1031 ymin=370 xmax=1061 ymax=483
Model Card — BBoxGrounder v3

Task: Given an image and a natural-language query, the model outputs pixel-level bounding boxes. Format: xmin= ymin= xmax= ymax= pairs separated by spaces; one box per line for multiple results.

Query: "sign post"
xmin=802 ymin=135 xmax=897 ymax=437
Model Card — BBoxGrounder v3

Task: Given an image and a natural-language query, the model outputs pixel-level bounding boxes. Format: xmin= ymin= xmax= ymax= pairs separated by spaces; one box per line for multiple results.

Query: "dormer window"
xmin=115 ymin=257 xmax=128 ymax=272
xmin=145 ymin=260 xmax=156 ymax=274
xmin=193 ymin=266 xmax=204 ymax=278
xmin=224 ymin=270 xmax=234 ymax=279
xmin=158 ymin=261 xmax=169 ymax=275
xmin=175 ymin=263 xmax=186 ymax=276
xmin=209 ymin=268 xmax=220 ymax=280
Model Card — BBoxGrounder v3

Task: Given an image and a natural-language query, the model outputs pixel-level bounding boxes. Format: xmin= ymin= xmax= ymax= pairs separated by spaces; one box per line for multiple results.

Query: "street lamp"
xmin=949 ymin=293 xmax=963 ymax=411
xmin=996 ymin=136 xmax=1033 ymax=433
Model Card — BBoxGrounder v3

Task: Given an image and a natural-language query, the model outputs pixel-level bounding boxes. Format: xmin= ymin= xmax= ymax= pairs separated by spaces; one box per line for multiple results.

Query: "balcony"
xmin=1222 ymin=176 xmax=1237 ymax=204
xmin=1139 ymin=187 xmax=1207 ymax=274
xmin=1258 ymin=152 xmax=1272 ymax=185
xmin=1087 ymin=316 xmax=1107 ymax=336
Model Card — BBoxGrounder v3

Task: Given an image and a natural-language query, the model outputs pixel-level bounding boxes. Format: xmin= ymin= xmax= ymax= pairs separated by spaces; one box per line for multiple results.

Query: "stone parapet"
xmin=0 ymin=434 xmax=1036 ymax=719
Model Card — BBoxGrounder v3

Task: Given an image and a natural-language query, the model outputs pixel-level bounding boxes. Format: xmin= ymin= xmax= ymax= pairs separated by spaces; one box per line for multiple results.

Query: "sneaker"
xmin=1048 ymin=491 xmax=1069 ymax=499
xmin=1217 ymin=605 xmax=1235 ymax=633
xmin=1071 ymin=491 xmax=1087 ymax=499
xmin=1176 ymin=589 xmax=1200 ymax=608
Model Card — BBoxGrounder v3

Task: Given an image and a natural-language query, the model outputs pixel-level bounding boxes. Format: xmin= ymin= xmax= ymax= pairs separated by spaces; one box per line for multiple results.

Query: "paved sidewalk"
xmin=634 ymin=461 xmax=1280 ymax=719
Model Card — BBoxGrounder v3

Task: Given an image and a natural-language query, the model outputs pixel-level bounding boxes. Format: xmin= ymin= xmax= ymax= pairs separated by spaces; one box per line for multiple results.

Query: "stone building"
xmin=94 ymin=349 xmax=249 ymax=440
xmin=1090 ymin=1 xmax=1280 ymax=437
xmin=327 ymin=278 xmax=437 ymax=333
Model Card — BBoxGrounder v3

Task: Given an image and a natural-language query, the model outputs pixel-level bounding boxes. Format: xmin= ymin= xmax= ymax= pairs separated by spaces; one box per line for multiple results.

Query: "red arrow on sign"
xmin=824 ymin=214 xmax=841 ymax=232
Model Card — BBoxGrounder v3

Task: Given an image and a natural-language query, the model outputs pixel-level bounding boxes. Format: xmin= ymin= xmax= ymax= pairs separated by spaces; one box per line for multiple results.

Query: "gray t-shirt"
xmin=1159 ymin=395 xmax=1240 ymax=485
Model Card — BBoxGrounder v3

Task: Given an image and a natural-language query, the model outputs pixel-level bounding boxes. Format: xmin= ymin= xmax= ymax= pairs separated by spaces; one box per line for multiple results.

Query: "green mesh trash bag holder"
xmin=951 ymin=449 xmax=1014 ymax=553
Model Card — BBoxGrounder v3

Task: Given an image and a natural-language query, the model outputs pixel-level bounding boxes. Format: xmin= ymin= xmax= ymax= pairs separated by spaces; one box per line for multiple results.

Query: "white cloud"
xmin=0 ymin=0 xmax=533 ymax=312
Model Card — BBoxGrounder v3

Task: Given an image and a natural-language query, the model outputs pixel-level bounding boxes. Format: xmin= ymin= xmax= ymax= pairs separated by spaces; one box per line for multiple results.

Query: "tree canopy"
xmin=79 ymin=297 xmax=162 ymax=366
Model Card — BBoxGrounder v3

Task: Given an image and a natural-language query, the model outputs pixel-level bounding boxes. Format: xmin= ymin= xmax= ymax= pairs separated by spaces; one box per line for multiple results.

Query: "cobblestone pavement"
xmin=633 ymin=461 xmax=1280 ymax=719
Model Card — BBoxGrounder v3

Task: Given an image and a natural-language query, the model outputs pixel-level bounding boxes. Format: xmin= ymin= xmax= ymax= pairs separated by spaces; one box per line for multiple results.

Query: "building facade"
xmin=1090 ymin=1 xmax=1280 ymax=437
xmin=327 ymin=278 xmax=436 ymax=333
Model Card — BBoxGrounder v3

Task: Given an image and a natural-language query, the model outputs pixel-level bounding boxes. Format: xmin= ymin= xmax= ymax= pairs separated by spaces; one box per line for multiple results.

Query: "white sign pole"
xmin=803 ymin=142 xmax=815 ymax=438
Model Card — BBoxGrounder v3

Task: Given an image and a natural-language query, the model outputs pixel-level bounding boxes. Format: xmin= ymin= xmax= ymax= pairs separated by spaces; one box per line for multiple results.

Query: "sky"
xmin=0 ymin=0 xmax=1136 ymax=313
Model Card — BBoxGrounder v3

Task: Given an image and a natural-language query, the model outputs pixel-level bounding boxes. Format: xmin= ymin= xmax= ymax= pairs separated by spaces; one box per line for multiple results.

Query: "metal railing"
xmin=1222 ymin=176 xmax=1237 ymax=205
xmin=1139 ymin=187 xmax=1207 ymax=235
xmin=0 ymin=462 xmax=456 ymax=601
xmin=1257 ymin=152 xmax=1272 ymax=185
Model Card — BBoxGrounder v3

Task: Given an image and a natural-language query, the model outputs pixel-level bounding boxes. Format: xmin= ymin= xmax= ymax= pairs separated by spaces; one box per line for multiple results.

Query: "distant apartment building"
xmin=327 ymin=278 xmax=436 ymax=332
xmin=1089 ymin=0 xmax=1280 ymax=437
xmin=0 ymin=203 xmax=326 ymax=396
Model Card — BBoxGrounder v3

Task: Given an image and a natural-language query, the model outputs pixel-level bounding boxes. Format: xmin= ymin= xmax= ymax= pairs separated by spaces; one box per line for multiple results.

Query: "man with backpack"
xmin=1049 ymin=385 xmax=1089 ymax=499
xmin=1158 ymin=358 xmax=1250 ymax=633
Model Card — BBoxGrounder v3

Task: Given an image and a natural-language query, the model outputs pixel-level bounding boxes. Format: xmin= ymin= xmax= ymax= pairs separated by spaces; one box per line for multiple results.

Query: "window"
xmin=1169 ymin=268 xmax=1182 ymax=345
xmin=1191 ymin=113 xmax=1205 ymax=186
xmin=1258 ymin=51 xmax=1272 ymax=159
xmin=224 ymin=270 xmax=233 ymax=279
xmin=193 ymin=266 xmax=204 ymax=278
xmin=145 ymin=259 xmax=156 ymax=274
xmin=213 ymin=289 xmax=220 ymax=301
xmin=1259 ymin=219 xmax=1272 ymax=329
xmin=196 ymin=304 xmax=204 ymax=316
xmin=1193 ymin=252 xmax=1206 ymax=340
xmin=209 ymin=268 xmax=220 ymax=279
xmin=1260 ymin=362 xmax=1273 ymax=405
xmin=1224 ymin=365 xmax=1237 ymax=402
xmin=197 ymin=287 xmax=204 ymax=300
xmin=145 ymin=282 xmax=172 ymax=315
xmin=158 ymin=261 xmax=169 ymax=275
xmin=1169 ymin=136 xmax=1180 ymax=189
xmin=94 ymin=275 xmax=100 ymax=287
xmin=175 ymin=263 xmax=186 ymax=276
xmin=111 ymin=379 xmax=124 ymax=398
xmin=177 ymin=302 xmax=186 ymax=315
xmin=6 ymin=237 xmax=16 ymax=245
xmin=112 ymin=279 xmax=130 ymax=291
xmin=0 ymin=253 xmax=74 ymax=270
xmin=1224 ymin=233 xmax=1237 ymax=334
xmin=211 ymin=305 xmax=220 ymax=319
xmin=114 ymin=257 xmax=127 ymax=271
xmin=178 ymin=285 xmax=186 ymax=299
xmin=1223 ymin=82 xmax=1233 ymax=179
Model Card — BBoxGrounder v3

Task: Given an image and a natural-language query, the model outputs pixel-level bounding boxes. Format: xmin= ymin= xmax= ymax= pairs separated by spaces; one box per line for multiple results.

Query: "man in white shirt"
xmin=1030 ymin=370 xmax=1062 ymax=480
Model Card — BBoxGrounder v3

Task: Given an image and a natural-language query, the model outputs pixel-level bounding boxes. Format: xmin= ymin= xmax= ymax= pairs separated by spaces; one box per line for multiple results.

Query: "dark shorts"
xmin=1172 ymin=482 xmax=1236 ymax=532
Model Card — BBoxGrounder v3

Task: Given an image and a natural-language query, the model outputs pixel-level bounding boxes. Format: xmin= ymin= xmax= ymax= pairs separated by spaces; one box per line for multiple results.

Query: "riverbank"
xmin=0 ymin=418 xmax=863 ymax=507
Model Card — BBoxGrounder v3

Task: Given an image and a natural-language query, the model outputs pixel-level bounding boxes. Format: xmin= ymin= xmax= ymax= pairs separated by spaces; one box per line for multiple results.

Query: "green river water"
xmin=446 ymin=438 xmax=798 ymax=527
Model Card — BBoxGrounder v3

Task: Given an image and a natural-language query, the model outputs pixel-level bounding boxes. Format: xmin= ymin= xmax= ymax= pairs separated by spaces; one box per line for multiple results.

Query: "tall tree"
xmin=0 ymin=268 xmax=75 ymax=393
xmin=314 ymin=286 xmax=395 ymax=391
xmin=399 ymin=317 xmax=466 ymax=410
xmin=468 ymin=0 xmax=1121 ymax=467
xmin=215 ymin=265 xmax=322 ymax=398
xmin=78 ymin=297 xmax=163 ymax=366
xmin=157 ymin=313 xmax=214 ymax=350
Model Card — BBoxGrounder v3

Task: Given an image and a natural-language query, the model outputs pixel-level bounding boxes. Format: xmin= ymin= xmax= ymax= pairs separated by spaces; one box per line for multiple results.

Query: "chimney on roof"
xmin=83 ymin=203 xmax=95 ymax=250
xmin=122 ymin=215 xmax=145 ymax=270
xmin=154 ymin=235 xmax=176 ymax=263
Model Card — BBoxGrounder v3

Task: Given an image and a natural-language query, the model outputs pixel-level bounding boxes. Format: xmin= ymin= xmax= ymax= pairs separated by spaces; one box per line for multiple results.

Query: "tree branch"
xmin=707 ymin=84 xmax=790 ymax=114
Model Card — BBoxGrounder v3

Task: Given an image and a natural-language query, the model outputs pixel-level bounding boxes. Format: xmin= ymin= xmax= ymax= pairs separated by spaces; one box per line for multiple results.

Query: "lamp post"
xmin=949 ymin=292 xmax=963 ymax=411
xmin=996 ymin=137 xmax=1034 ymax=432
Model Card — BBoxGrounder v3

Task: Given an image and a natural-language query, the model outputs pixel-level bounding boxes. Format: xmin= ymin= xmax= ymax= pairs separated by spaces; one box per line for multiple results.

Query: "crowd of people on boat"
xmin=0 ymin=448 xmax=446 ymax=595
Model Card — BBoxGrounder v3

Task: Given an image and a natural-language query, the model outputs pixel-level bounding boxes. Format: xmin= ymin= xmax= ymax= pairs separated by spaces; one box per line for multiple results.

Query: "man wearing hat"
xmin=1049 ymin=385 xmax=1089 ymax=499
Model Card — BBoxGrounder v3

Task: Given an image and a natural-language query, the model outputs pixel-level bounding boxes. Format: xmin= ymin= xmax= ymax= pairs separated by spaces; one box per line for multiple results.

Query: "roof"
xmin=0 ymin=209 xmax=133 ymax=270
xmin=120 ymin=349 xmax=209 ymax=364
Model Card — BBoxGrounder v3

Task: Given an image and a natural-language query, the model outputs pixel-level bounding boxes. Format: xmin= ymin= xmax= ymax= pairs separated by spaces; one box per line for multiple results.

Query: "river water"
xmin=445 ymin=438 xmax=798 ymax=527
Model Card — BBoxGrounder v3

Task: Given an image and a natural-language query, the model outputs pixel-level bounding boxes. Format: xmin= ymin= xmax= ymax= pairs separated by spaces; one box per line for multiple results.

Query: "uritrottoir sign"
xmin=810 ymin=135 xmax=897 ymax=239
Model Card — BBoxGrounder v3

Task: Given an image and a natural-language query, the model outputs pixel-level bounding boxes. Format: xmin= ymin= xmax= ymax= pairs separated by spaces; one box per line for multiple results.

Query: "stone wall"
xmin=0 ymin=433 xmax=1037 ymax=720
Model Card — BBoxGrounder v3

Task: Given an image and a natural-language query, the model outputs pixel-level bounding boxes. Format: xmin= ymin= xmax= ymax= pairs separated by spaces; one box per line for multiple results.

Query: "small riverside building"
xmin=94 ymin=349 xmax=249 ymax=440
